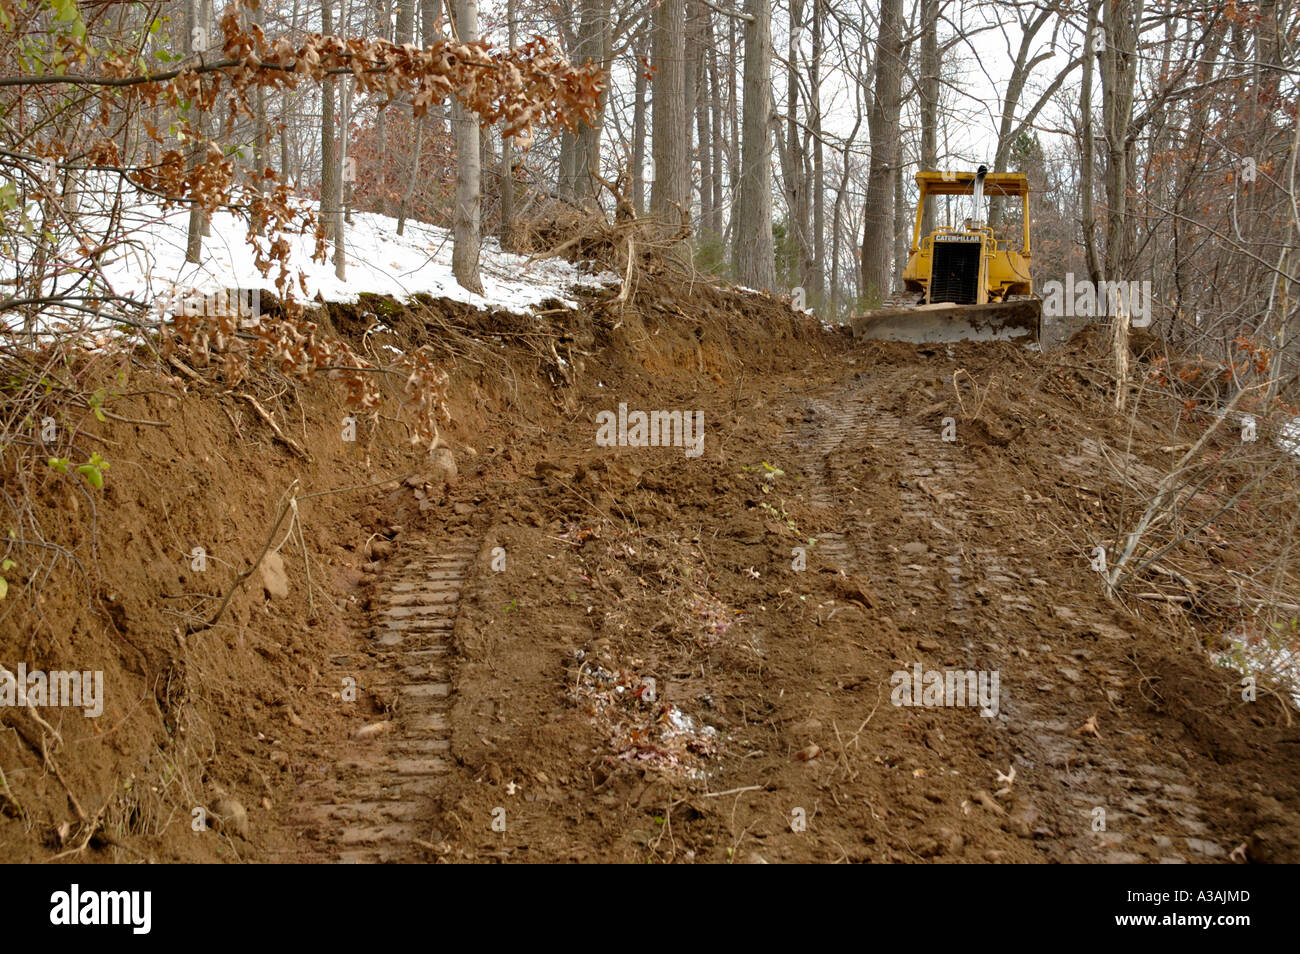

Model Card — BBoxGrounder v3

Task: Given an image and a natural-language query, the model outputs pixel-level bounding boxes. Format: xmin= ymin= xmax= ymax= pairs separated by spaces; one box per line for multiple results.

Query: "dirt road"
xmin=288 ymin=340 xmax=1300 ymax=863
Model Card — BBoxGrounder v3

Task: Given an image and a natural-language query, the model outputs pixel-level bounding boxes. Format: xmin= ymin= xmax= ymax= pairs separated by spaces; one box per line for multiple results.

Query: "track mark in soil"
xmin=290 ymin=538 xmax=477 ymax=863
xmin=878 ymin=402 xmax=1216 ymax=862
xmin=794 ymin=389 xmax=879 ymax=572
xmin=792 ymin=371 xmax=1220 ymax=863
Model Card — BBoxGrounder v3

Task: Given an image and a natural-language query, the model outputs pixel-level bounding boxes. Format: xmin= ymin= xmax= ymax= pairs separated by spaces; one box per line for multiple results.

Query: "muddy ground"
xmin=2 ymin=280 xmax=1298 ymax=863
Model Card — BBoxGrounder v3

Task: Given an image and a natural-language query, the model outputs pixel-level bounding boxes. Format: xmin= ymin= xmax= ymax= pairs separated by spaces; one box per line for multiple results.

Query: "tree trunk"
xmin=894 ymin=161 xmax=908 ymax=284
xmin=398 ymin=124 xmax=423 ymax=235
xmin=830 ymin=101 xmax=863 ymax=320
xmin=320 ymin=0 xmax=337 ymax=243
xmin=499 ymin=0 xmax=517 ymax=243
xmin=184 ymin=0 xmax=209 ymax=262
xmin=572 ymin=0 xmax=611 ymax=205
xmin=919 ymin=0 xmax=939 ymax=237
xmin=423 ymin=0 xmax=445 ymax=140
xmin=706 ymin=17 xmax=724 ymax=239
xmin=450 ymin=0 xmax=484 ymax=293
xmin=1100 ymin=0 xmax=1143 ymax=278
xmin=334 ymin=0 xmax=351 ymax=280
xmin=684 ymin=0 xmax=700 ymax=210
xmin=690 ymin=2 xmax=712 ymax=240
xmin=650 ymin=0 xmax=689 ymax=244
xmin=809 ymin=0 xmax=825 ymax=306
xmin=250 ymin=0 xmax=268 ymax=230
xmin=726 ymin=13 xmax=740 ymax=259
xmin=735 ymin=0 xmax=776 ymax=289
xmin=780 ymin=0 xmax=808 ymax=290
xmin=396 ymin=0 xmax=415 ymax=45
xmin=198 ymin=0 xmax=213 ymax=238
xmin=396 ymin=0 xmax=416 ymax=170
xmin=860 ymin=0 xmax=903 ymax=300
xmin=630 ymin=21 xmax=649 ymax=216
xmin=1080 ymin=0 xmax=1102 ymax=284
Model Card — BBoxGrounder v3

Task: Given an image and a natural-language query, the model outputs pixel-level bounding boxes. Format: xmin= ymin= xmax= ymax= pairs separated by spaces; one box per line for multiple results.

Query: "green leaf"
xmin=1 ymin=559 xmax=14 ymax=572
xmin=0 ymin=577 xmax=8 ymax=600
xmin=76 ymin=464 xmax=103 ymax=489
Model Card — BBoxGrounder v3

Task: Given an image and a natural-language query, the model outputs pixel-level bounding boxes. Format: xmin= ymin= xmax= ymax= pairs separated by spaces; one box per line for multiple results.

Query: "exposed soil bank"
xmin=3 ymin=285 xmax=1297 ymax=863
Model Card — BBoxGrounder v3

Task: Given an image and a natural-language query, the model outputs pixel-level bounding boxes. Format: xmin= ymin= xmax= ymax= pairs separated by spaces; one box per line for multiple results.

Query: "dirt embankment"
xmin=3 ymin=279 xmax=1298 ymax=864
xmin=0 ymin=279 xmax=824 ymax=862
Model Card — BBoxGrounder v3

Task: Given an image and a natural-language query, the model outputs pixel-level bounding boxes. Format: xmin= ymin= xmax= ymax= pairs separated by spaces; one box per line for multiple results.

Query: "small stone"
xmin=210 ymin=797 xmax=249 ymax=838
xmin=793 ymin=743 xmax=823 ymax=762
xmin=429 ymin=447 xmax=457 ymax=483
xmin=260 ymin=551 xmax=289 ymax=600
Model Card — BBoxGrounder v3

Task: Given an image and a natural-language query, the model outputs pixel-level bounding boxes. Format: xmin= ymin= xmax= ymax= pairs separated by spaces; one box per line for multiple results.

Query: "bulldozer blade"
xmin=851 ymin=299 xmax=1041 ymax=344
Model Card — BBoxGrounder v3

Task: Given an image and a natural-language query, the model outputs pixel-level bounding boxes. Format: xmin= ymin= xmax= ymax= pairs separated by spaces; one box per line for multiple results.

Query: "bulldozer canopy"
xmin=917 ymin=171 xmax=1029 ymax=197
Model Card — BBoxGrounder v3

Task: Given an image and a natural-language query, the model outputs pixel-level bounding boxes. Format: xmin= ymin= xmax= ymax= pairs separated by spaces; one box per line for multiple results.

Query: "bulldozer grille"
xmin=929 ymin=240 xmax=981 ymax=304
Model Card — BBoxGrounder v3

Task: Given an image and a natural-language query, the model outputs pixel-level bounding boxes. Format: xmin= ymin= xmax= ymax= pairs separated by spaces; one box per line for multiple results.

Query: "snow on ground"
xmin=103 ymin=200 xmax=617 ymax=313
xmin=3 ymin=181 xmax=618 ymax=334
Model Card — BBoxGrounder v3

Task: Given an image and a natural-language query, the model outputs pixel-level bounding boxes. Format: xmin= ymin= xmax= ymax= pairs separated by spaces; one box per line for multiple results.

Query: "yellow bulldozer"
xmin=852 ymin=166 xmax=1040 ymax=344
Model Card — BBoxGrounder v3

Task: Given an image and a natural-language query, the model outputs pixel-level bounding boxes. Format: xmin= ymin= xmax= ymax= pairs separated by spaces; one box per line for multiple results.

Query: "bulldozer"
xmin=851 ymin=166 xmax=1040 ymax=344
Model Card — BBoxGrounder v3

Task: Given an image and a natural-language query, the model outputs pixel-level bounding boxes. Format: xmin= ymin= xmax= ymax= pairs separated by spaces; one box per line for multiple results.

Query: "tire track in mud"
xmin=289 ymin=538 xmax=478 ymax=863
xmin=793 ymin=371 xmax=1220 ymax=863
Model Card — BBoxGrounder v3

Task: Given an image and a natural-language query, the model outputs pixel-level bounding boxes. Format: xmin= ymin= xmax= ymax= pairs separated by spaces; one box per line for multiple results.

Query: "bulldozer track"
xmin=790 ymin=372 xmax=1221 ymax=862
xmin=286 ymin=537 xmax=478 ymax=863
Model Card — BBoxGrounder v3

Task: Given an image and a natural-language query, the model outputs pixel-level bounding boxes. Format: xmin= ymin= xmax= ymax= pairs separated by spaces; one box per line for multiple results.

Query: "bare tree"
xmin=450 ymin=0 xmax=484 ymax=293
xmin=319 ymin=0 xmax=338 ymax=244
xmin=860 ymin=0 xmax=903 ymax=300
xmin=630 ymin=17 xmax=649 ymax=215
xmin=735 ymin=0 xmax=775 ymax=289
xmin=499 ymin=0 xmax=517 ymax=243
xmin=809 ymin=0 xmax=825 ymax=305
xmin=919 ymin=0 xmax=939 ymax=236
xmin=650 ymin=0 xmax=689 ymax=244
xmin=333 ymin=0 xmax=353 ymax=280
xmin=572 ymin=0 xmax=612 ymax=203
xmin=185 ymin=0 xmax=213 ymax=262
